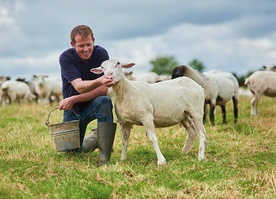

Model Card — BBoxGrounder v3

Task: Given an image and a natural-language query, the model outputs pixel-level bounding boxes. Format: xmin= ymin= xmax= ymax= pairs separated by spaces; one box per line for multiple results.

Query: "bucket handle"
xmin=45 ymin=107 xmax=81 ymax=126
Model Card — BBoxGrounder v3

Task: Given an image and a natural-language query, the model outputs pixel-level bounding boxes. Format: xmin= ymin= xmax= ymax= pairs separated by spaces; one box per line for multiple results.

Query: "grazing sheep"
xmin=134 ymin=72 xmax=159 ymax=83
xmin=0 ymin=76 xmax=11 ymax=105
xmin=32 ymin=75 xmax=62 ymax=104
xmin=1 ymin=80 xmax=36 ymax=104
xmin=238 ymin=87 xmax=252 ymax=97
xmin=0 ymin=76 xmax=10 ymax=85
xmin=124 ymin=71 xmax=135 ymax=81
xmin=156 ymin=74 xmax=171 ymax=82
xmin=91 ymin=59 xmax=207 ymax=166
xmin=16 ymin=77 xmax=38 ymax=102
xmin=125 ymin=71 xmax=171 ymax=83
xmin=263 ymin=65 xmax=276 ymax=72
xmin=244 ymin=70 xmax=276 ymax=116
xmin=172 ymin=65 xmax=239 ymax=125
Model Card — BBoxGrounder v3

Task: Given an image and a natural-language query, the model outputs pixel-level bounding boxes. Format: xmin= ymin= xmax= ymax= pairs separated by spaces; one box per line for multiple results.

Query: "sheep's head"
xmin=33 ymin=74 xmax=48 ymax=87
xmin=91 ymin=59 xmax=135 ymax=82
xmin=172 ymin=65 xmax=187 ymax=79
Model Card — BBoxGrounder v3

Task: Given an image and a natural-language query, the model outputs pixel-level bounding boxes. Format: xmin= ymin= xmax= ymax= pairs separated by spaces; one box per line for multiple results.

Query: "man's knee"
xmin=95 ymin=96 xmax=113 ymax=122
xmin=101 ymin=95 xmax=112 ymax=103
xmin=96 ymin=96 xmax=112 ymax=108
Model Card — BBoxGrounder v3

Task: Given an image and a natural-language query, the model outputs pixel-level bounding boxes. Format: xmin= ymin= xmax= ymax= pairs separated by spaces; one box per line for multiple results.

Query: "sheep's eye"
xmin=117 ymin=61 xmax=120 ymax=65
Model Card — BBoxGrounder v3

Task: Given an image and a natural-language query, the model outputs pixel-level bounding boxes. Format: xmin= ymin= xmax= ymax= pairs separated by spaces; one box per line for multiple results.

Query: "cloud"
xmin=0 ymin=0 xmax=276 ymax=79
xmin=105 ymin=17 xmax=276 ymax=75
xmin=0 ymin=51 xmax=61 ymax=79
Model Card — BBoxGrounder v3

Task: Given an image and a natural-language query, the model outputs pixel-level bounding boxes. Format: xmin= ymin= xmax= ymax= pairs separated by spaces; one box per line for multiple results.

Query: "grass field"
xmin=0 ymin=96 xmax=275 ymax=198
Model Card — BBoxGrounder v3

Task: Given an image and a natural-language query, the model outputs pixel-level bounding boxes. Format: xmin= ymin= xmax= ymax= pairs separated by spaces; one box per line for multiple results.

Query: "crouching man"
xmin=58 ymin=24 xmax=116 ymax=166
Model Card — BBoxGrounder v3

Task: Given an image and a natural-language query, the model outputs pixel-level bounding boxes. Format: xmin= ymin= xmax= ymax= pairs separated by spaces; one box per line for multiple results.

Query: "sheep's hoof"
xmin=120 ymin=156 xmax=126 ymax=161
xmin=182 ymin=147 xmax=191 ymax=153
xmin=198 ymin=156 xmax=204 ymax=161
xmin=157 ymin=159 xmax=166 ymax=166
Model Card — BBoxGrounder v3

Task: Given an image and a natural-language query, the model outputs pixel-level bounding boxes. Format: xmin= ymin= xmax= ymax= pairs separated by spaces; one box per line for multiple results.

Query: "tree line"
xmin=149 ymin=55 xmax=255 ymax=87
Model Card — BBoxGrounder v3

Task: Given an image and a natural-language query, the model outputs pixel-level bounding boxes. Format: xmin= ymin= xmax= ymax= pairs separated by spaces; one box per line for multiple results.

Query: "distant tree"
xmin=188 ymin=59 xmax=205 ymax=72
xmin=232 ymin=70 xmax=255 ymax=87
xmin=150 ymin=56 xmax=179 ymax=75
xmin=232 ymin=73 xmax=244 ymax=87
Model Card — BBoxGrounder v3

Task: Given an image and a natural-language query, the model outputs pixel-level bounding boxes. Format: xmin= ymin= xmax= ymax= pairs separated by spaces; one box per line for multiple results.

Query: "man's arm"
xmin=59 ymin=85 xmax=109 ymax=110
xmin=71 ymin=75 xmax=114 ymax=94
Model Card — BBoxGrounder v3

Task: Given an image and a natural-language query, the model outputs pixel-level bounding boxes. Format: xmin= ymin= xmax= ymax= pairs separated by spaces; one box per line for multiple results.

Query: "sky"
xmin=0 ymin=0 xmax=276 ymax=80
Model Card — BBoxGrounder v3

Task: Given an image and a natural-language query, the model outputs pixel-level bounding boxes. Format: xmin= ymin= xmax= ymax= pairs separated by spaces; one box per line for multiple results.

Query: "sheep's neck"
xmin=185 ymin=67 xmax=206 ymax=88
xmin=112 ymin=77 xmax=131 ymax=103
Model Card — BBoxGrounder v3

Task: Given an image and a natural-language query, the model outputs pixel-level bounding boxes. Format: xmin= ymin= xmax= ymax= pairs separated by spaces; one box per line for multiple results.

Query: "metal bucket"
xmin=45 ymin=108 xmax=81 ymax=152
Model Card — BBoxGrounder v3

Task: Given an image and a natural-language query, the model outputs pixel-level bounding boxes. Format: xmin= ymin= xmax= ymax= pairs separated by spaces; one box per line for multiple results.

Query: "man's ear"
xmin=70 ymin=41 xmax=75 ymax=48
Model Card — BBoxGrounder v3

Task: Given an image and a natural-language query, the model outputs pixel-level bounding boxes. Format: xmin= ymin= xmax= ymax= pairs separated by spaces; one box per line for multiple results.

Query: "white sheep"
xmin=91 ymin=59 xmax=207 ymax=166
xmin=32 ymin=75 xmax=62 ymax=104
xmin=134 ymin=72 xmax=159 ymax=83
xmin=262 ymin=65 xmax=276 ymax=72
xmin=125 ymin=71 xmax=171 ymax=83
xmin=1 ymin=80 xmax=36 ymax=104
xmin=172 ymin=65 xmax=239 ymax=125
xmin=244 ymin=70 xmax=276 ymax=116
xmin=0 ymin=76 xmax=10 ymax=85
xmin=0 ymin=76 xmax=11 ymax=104
xmin=156 ymin=74 xmax=171 ymax=82
xmin=16 ymin=77 xmax=39 ymax=102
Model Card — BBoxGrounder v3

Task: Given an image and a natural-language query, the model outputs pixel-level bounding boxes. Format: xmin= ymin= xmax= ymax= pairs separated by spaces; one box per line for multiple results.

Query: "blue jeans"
xmin=63 ymin=95 xmax=114 ymax=147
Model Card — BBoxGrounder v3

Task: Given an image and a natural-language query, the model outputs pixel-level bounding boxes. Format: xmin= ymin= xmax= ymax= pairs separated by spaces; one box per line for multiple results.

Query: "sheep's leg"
xmin=194 ymin=119 xmax=207 ymax=160
xmin=181 ymin=116 xmax=197 ymax=153
xmin=181 ymin=114 xmax=207 ymax=160
xmin=143 ymin=121 xmax=166 ymax=165
xmin=232 ymin=96 xmax=238 ymax=123
xmin=203 ymin=103 xmax=208 ymax=123
xmin=220 ymin=105 xmax=226 ymax=124
xmin=209 ymin=103 xmax=216 ymax=125
xmin=120 ymin=123 xmax=132 ymax=161
xmin=251 ymin=94 xmax=262 ymax=116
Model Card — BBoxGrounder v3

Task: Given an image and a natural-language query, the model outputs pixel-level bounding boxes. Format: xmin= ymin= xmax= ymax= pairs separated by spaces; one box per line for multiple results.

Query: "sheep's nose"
xmin=106 ymin=72 xmax=113 ymax=76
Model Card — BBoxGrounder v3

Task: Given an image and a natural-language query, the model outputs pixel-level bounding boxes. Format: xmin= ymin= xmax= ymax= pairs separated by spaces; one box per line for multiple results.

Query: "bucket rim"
xmin=47 ymin=119 xmax=80 ymax=127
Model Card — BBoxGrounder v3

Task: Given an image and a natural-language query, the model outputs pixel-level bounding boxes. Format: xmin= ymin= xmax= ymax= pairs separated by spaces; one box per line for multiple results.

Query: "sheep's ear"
xmin=90 ymin=67 xmax=103 ymax=74
xmin=122 ymin=63 xmax=135 ymax=69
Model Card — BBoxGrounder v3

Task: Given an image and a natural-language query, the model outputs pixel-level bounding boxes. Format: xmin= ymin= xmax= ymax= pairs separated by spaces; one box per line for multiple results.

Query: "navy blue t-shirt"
xmin=59 ymin=45 xmax=109 ymax=108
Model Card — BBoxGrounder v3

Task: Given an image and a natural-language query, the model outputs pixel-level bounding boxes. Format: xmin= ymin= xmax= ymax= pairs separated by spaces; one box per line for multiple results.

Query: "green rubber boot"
xmin=97 ymin=122 xmax=117 ymax=166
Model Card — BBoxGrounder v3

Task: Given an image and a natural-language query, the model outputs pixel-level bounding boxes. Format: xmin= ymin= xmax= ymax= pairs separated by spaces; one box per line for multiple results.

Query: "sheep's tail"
xmin=244 ymin=78 xmax=250 ymax=86
xmin=1 ymin=83 xmax=8 ymax=90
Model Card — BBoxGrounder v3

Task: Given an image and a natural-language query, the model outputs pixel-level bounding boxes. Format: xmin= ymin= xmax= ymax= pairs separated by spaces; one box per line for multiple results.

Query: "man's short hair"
xmin=70 ymin=25 xmax=94 ymax=43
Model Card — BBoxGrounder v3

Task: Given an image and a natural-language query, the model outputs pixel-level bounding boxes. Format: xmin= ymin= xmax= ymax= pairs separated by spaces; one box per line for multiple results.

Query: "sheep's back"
xmin=125 ymin=77 xmax=204 ymax=127
xmin=246 ymin=71 xmax=276 ymax=97
xmin=205 ymin=72 xmax=239 ymax=104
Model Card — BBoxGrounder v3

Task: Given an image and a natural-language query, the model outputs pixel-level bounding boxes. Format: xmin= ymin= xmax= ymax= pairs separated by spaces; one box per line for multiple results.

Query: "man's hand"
xmin=59 ymin=96 xmax=75 ymax=110
xmin=100 ymin=74 xmax=115 ymax=87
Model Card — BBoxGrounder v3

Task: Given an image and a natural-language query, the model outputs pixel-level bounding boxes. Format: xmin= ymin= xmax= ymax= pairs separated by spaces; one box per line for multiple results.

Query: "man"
xmin=59 ymin=25 xmax=116 ymax=166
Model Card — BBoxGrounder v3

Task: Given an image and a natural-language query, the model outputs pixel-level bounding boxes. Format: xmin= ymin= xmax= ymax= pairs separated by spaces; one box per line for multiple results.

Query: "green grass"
xmin=0 ymin=96 xmax=275 ymax=198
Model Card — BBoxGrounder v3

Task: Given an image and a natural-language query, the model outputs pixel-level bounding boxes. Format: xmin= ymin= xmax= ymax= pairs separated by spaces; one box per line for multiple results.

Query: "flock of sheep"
xmin=0 ymin=61 xmax=275 ymax=165
xmin=0 ymin=75 xmax=62 ymax=105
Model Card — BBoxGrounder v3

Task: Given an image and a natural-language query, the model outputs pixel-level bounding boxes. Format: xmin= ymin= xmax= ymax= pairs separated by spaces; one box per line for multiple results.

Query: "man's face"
xmin=71 ymin=34 xmax=94 ymax=61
